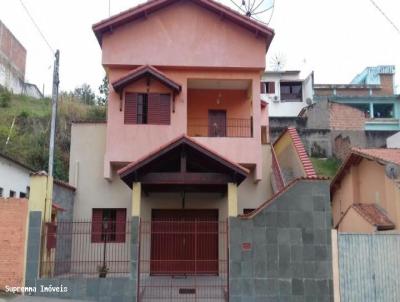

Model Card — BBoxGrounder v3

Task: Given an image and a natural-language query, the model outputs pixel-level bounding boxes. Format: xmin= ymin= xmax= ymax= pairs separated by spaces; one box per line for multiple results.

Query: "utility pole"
xmin=48 ymin=50 xmax=60 ymax=178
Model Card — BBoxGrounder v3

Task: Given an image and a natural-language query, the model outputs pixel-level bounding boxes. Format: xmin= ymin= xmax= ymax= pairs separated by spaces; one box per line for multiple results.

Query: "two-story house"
xmin=261 ymin=70 xmax=314 ymax=117
xmin=314 ymin=65 xmax=400 ymax=131
xmin=46 ymin=0 xmax=332 ymax=301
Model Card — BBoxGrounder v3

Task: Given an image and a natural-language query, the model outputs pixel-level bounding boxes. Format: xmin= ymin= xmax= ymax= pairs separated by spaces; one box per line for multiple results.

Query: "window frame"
xmin=280 ymin=81 xmax=303 ymax=102
xmin=136 ymin=93 xmax=148 ymax=124
xmin=91 ymin=208 xmax=127 ymax=243
xmin=9 ymin=190 xmax=16 ymax=198
xmin=372 ymin=103 xmax=395 ymax=119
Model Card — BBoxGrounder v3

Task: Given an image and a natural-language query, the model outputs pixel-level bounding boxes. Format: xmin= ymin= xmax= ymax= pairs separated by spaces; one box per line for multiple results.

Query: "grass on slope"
xmin=0 ymin=92 xmax=106 ymax=181
xmin=311 ymin=157 xmax=342 ymax=179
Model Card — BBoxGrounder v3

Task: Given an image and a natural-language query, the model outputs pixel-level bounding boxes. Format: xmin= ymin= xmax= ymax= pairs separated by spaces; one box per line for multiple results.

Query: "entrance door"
xmin=150 ymin=209 xmax=219 ymax=275
xmin=208 ymin=110 xmax=227 ymax=137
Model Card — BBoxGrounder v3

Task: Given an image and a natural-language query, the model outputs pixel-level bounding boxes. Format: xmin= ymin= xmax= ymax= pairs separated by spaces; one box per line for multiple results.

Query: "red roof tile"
xmin=352 ymin=203 xmax=395 ymax=230
xmin=286 ymin=127 xmax=317 ymax=178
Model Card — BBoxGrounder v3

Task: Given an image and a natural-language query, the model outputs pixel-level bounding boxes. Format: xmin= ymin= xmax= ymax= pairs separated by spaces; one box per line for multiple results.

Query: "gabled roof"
xmin=331 ymin=148 xmax=400 ymax=192
xmin=0 ymin=152 xmax=33 ymax=172
xmin=93 ymin=0 xmax=274 ymax=49
xmin=112 ymin=65 xmax=182 ymax=94
xmin=336 ymin=203 xmax=395 ymax=231
xmin=273 ymin=127 xmax=317 ymax=178
xmin=118 ymin=135 xmax=249 ymax=187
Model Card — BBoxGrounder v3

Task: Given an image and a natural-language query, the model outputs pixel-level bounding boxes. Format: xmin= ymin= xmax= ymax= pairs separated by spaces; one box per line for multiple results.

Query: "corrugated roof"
xmin=350 ymin=65 xmax=395 ymax=85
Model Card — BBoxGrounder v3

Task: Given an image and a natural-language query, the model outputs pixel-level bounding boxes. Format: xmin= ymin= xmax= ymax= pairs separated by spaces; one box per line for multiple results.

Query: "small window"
xmin=243 ymin=208 xmax=256 ymax=214
xmin=373 ymin=103 xmax=394 ymax=118
xmin=9 ymin=190 xmax=16 ymax=198
xmin=20 ymin=192 xmax=26 ymax=198
xmin=260 ymin=82 xmax=275 ymax=94
xmin=0 ymin=187 xmax=3 ymax=197
xmin=280 ymin=82 xmax=302 ymax=101
xmin=92 ymin=208 xmax=127 ymax=243
xmin=137 ymin=93 xmax=148 ymax=124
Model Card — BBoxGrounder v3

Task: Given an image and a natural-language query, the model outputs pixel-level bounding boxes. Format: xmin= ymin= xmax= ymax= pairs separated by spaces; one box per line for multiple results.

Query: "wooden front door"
xmin=208 ymin=110 xmax=227 ymax=137
xmin=150 ymin=209 xmax=219 ymax=275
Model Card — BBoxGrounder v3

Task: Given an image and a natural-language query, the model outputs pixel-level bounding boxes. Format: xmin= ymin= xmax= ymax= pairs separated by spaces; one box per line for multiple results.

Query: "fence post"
xmin=331 ymin=229 xmax=341 ymax=302
xmin=24 ymin=172 xmax=52 ymax=287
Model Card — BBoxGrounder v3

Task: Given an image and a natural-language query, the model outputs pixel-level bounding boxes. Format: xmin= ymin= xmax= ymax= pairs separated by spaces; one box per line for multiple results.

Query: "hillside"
xmin=0 ymin=90 xmax=106 ymax=181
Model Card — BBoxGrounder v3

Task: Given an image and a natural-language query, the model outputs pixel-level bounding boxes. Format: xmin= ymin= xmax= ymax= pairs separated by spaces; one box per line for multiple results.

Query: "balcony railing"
xmin=188 ymin=118 xmax=252 ymax=138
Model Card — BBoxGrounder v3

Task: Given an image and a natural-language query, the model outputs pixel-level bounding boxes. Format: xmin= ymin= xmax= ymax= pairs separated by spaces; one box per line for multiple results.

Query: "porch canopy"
xmin=118 ymin=135 xmax=248 ymax=192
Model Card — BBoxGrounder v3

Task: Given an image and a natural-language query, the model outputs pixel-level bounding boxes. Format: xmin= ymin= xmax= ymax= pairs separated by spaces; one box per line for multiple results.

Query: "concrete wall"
xmin=229 ymin=180 xmax=333 ymax=301
xmin=0 ymin=156 xmax=31 ymax=198
xmin=0 ymin=198 xmax=28 ymax=289
xmin=101 ymin=1 xmax=267 ymax=69
xmin=387 ymin=131 xmax=400 ymax=147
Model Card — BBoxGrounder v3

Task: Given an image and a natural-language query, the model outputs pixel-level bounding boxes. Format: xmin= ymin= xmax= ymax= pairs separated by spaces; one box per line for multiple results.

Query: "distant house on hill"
xmin=0 ymin=20 xmax=42 ymax=99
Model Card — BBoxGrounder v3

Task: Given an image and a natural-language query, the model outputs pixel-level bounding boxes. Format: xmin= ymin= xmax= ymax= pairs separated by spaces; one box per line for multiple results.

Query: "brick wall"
xmin=0 ymin=21 xmax=26 ymax=78
xmin=0 ymin=198 xmax=28 ymax=289
xmin=329 ymin=102 xmax=366 ymax=130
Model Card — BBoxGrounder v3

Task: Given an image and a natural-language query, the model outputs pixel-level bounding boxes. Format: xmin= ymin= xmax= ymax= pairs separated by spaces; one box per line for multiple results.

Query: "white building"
xmin=261 ymin=70 xmax=314 ymax=117
xmin=387 ymin=132 xmax=400 ymax=148
xmin=0 ymin=153 xmax=31 ymax=198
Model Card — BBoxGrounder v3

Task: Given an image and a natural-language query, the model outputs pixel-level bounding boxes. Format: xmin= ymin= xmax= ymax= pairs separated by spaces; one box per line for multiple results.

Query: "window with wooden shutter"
xmin=124 ymin=93 xmax=137 ymax=124
xmin=115 ymin=209 xmax=127 ymax=243
xmin=91 ymin=208 xmax=127 ymax=243
xmin=268 ymin=82 xmax=275 ymax=94
xmin=91 ymin=209 xmax=103 ymax=243
xmin=148 ymin=93 xmax=171 ymax=125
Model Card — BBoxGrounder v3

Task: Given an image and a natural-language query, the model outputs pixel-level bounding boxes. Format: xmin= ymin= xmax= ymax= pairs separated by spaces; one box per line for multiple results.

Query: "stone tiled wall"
xmin=0 ymin=198 xmax=28 ymax=289
xmin=229 ymin=180 xmax=333 ymax=301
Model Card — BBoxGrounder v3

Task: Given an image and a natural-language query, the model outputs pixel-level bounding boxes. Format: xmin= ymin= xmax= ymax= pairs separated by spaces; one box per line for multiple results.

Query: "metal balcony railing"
xmin=188 ymin=118 xmax=253 ymax=138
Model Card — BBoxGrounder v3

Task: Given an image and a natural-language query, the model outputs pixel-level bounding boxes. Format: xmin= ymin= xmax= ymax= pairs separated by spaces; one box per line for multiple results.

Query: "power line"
xmin=19 ymin=0 xmax=55 ymax=55
xmin=369 ymin=0 xmax=400 ymax=35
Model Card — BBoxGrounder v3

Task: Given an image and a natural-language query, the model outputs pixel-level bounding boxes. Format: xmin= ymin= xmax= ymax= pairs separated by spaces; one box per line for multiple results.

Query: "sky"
xmin=0 ymin=0 xmax=399 ymax=96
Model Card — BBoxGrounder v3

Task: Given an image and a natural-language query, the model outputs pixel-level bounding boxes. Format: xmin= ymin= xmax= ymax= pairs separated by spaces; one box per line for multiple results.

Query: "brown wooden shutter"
xmin=260 ymin=82 xmax=266 ymax=94
xmin=91 ymin=209 xmax=103 ymax=243
xmin=268 ymin=82 xmax=275 ymax=94
xmin=148 ymin=93 xmax=171 ymax=125
xmin=115 ymin=209 xmax=127 ymax=243
xmin=124 ymin=93 xmax=137 ymax=124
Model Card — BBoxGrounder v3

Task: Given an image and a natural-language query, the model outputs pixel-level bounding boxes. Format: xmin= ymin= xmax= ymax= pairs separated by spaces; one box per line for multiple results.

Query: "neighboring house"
xmin=0 ymin=20 xmax=42 ymax=98
xmin=27 ymin=0 xmax=332 ymax=301
xmin=314 ymin=65 xmax=400 ymax=131
xmin=331 ymin=148 xmax=400 ymax=233
xmin=387 ymin=131 xmax=400 ymax=147
xmin=0 ymin=152 xmax=31 ymax=198
xmin=261 ymin=70 xmax=314 ymax=117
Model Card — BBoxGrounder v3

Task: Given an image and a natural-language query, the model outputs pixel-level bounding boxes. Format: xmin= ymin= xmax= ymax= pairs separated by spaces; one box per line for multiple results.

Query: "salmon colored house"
xmin=331 ymin=148 xmax=400 ymax=233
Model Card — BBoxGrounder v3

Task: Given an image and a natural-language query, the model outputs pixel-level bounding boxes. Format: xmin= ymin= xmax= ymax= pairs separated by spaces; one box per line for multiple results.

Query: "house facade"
xmin=314 ymin=65 xmax=400 ymax=131
xmin=331 ymin=148 xmax=400 ymax=233
xmin=23 ymin=1 xmax=333 ymax=301
xmin=261 ymin=70 xmax=314 ymax=117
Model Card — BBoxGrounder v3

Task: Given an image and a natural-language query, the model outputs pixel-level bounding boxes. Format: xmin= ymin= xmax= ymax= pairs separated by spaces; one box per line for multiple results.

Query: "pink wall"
xmin=101 ymin=1 xmax=266 ymax=69
xmin=105 ymin=68 xmax=264 ymax=179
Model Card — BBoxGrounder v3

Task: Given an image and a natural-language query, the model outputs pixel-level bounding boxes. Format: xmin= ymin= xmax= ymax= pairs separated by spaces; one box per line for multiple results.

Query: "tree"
xmin=97 ymin=76 xmax=109 ymax=106
xmin=74 ymin=83 xmax=96 ymax=105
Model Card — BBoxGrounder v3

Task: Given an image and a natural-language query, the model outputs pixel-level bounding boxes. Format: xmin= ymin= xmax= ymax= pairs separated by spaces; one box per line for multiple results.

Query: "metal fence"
xmin=338 ymin=233 xmax=400 ymax=302
xmin=41 ymin=219 xmax=131 ymax=278
xmin=187 ymin=118 xmax=252 ymax=138
xmin=138 ymin=220 xmax=228 ymax=302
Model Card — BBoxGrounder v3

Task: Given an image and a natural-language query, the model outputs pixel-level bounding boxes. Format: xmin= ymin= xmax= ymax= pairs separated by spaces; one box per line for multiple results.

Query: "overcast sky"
xmin=1 ymin=0 xmax=399 ymax=96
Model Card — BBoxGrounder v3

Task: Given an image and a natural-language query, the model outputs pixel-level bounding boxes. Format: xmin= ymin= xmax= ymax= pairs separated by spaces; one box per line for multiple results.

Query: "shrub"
xmin=0 ymin=89 xmax=11 ymax=108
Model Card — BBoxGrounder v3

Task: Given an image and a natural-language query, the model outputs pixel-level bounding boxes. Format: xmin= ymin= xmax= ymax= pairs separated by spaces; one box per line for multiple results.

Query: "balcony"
xmin=188 ymin=117 xmax=253 ymax=138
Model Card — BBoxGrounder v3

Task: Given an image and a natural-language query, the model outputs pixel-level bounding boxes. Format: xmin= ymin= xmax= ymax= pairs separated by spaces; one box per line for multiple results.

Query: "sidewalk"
xmin=0 ymin=296 xmax=91 ymax=302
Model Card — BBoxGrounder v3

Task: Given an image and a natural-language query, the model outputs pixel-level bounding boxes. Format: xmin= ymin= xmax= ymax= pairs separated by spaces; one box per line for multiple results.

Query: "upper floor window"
xmin=280 ymin=82 xmax=302 ymax=101
xmin=373 ymin=103 xmax=394 ymax=118
xmin=124 ymin=93 xmax=171 ymax=125
xmin=260 ymin=82 xmax=275 ymax=94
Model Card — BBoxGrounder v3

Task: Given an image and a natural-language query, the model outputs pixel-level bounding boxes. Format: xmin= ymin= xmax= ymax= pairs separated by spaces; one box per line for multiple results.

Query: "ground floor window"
xmin=91 ymin=208 xmax=127 ymax=243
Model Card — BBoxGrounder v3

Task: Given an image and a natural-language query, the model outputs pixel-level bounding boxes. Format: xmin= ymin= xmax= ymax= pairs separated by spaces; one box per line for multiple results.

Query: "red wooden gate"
xmin=150 ymin=209 xmax=219 ymax=275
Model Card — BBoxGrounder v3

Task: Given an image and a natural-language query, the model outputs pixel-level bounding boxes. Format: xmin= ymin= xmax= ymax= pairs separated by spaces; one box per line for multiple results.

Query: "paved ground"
xmin=0 ymin=296 xmax=90 ymax=302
